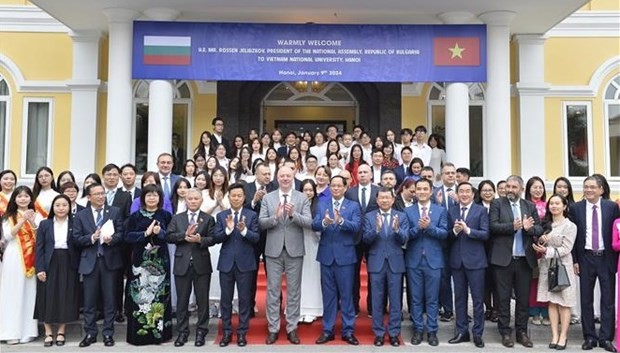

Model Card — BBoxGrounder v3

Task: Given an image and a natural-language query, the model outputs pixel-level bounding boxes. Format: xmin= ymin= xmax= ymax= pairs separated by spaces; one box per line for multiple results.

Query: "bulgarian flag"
xmin=143 ymin=35 xmax=192 ymax=65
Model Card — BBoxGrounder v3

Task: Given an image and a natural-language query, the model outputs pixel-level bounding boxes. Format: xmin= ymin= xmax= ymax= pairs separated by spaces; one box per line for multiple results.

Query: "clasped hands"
xmin=532 ymin=234 xmax=548 ymax=254
xmin=375 ymin=213 xmax=399 ymax=233
xmin=184 ymin=223 xmax=201 ymax=243
xmin=514 ymin=216 xmax=535 ymax=231
xmin=276 ymin=202 xmax=295 ymax=221
xmin=225 ymin=213 xmax=247 ymax=233
xmin=91 ymin=226 xmax=113 ymax=244
xmin=323 ymin=209 xmax=343 ymax=226
xmin=453 ymin=219 xmax=470 ymax=235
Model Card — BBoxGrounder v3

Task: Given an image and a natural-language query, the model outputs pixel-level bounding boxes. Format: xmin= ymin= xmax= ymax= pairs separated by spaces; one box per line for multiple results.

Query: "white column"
xmin=68 ymin=30 xmax=101 ymax=180
xmin=515 ymin=35 xmax=549 ymax=181
xmin=437 ymin=12 xmax=475 ymax=168
xmin=479 ymin=11 xmax=516 ymax=182
xmin=103 ymin=8 xmax=139 ymax=165
xmin=144 ymin=8 xmax=180 ymax=170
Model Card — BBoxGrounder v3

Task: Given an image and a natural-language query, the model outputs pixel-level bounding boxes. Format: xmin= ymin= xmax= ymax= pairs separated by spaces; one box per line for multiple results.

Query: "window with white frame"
xmin=0 ymin=78 xmax=9 ymax=170
xmin=563 ymin=102 xmax=592 ymax=177
xmin=23 ymin=99 xmax=52 ymax=175
xmin=604 ymin=75 xmax=620 ymax=177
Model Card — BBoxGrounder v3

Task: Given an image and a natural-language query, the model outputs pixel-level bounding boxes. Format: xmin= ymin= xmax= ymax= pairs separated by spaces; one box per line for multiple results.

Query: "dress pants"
xmin=220 ymin=265 xmax=255 ymax=335
xmin=493 ymin=257 xmax=531 ymax=336
xmin=321 ymin=262 xmax=356 ymax=336
xmin=453 ymin=267 xmax=486 ymax=337
xmin=439 ymin=246 xmax=454 ymax=315
xmin=265 ymin=249 xmax=302 ymax=334
xmin=370 ymin=261 xmax=402 ymax=337
xmin=175 ymin=263 xmax=211 ymax=334
xmin=83 ymin=257 xmax=118 ymax=337
xmin=579 ymin=252 xmax=616 ymax=342
xmin=353 ymin=242 xmax=372 ymax=314
xmin=407 ymin=256 xmax=441 ymax=333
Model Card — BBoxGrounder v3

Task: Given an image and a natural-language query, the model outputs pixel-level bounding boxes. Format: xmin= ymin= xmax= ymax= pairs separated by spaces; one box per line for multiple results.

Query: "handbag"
xmin=548 ymin=248 xmax=571 ymax=292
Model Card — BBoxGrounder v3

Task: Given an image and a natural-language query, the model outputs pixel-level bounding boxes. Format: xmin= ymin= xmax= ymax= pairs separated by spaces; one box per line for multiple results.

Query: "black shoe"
xmin=115 ymin=312 xmax=125 ymax=323
xmin=502 ymin=334 xmax=514 ymax=348
xmin=428 ymin=332 xmax=439 ymax=346
xmin=315 ymin=333 xmax=334 ymax=344
xmin=219 ymin=334 xmax=232 ymax=347
xmin=287 ymin=329 xmax=300 ymax=344
xmin=266 ymin=332 xmax=278 ymax=345
xmin=517 ymin=332 xmax=533 ymax=348
xmin=600 ymin=340 xmax=617 ymax=352
xmin=44 ymin=334 xmax=54 ymax=347
xmin=474 ymin=336 xmax=485 ymax=348
xmin=440 ymin=312 xmax=454 ymax=322
xmin=449 ymin=333 xmax=471 ymax=344
xmin=342 ymin=334 xmax=359 ymax=345
xmin=103 ymin=335 xmax=114 ymax=347
xmin=582 ymin=339 xmax=597 ymax=350
xmin=411 ymin=331 xmax=423 ymax=345
xmin=195 ymin=330 xmax=207 ymax=347
xmin=79 ymin=334 xmax=97 ymax=347
xmin=374 ymin=336 xmax=384 ymax=346
xmin=55 ymin=333 xmax=65 ymax=347
xmin=549 ymin=342 xmax=558 ymax=349
xmin=389 ymin=336 xmax=400 ymax=347
xmin=174 ymin=333 xmax=188 ymax=347
xmin=484 ymin=310 xmax=492 ymax=320
xmin=237 ymin=334 xmax=247 ymax=347
xmin=490 ymin=311 xmax=499 ymax=322
xmin=555 ymin=338 xmax=567 ymax=350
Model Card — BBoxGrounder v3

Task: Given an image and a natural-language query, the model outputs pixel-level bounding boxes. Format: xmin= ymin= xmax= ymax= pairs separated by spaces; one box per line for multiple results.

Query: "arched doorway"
xmin=262 ymin=82 xmax=358 ymax=134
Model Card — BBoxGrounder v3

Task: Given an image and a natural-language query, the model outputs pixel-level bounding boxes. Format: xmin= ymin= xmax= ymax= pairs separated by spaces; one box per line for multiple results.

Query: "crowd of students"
xmin=0 ymin=117 xmax=619 ymax=350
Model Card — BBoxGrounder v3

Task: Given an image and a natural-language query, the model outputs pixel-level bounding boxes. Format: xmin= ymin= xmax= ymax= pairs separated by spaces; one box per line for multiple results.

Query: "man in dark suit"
xmin=277 ymin=131 xmax=297 ymax=158
xmin=214 ymin=183 xmax=260 ymax=347
xmin=166 ymin=188 xmax=217 ymax=347
xmin=119 ymin=163 xmax=141 ymax=200
xmin=362 ymin=187 xmax=409 ymax=347
xmin=171 ymin=132 xmax=187 ymax=175
xmin=447 ymin=182 xmax=489 ymax=348
xmin=101 ymin=163 xmax=133 ymax=323
xmin=370 ymin=148 xmax=389 ymax=185
xmin=489 ymin=175 xmax=543 ymax=348
xmin=570 ymin=176 xmax=620 ymax=352
xmin=210 ymin=117 xmax=232 ymax=159
xmin=345 ymin=164 xmax=379 ymax=316
xmin=404 ymin=178 xmax=448 ymax=346
xmin=312 ymin=175 xmax=362 ymax=345
xmin=72 ymin=184 xmax=124 ymax=348
xmin=394 ymin=146 xmax=413 ymax=187
xmin=157 ymin=153 xmax=180 ymax=201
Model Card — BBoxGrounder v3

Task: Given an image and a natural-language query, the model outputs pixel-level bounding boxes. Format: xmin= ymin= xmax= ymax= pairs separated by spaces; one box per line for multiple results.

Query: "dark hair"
xmin=250 ymin=137 xmax=264 ymax=155
xmin=212 ymin=117 xmax=224 ymax=126
xmin=409 ymin=157 xmax=424 ymax=175
xmin=428 ymin=134 xmax=445 ymax=150
xmin=314 ymin=131 xmax=326 ymax=144
xmin=251 ymin=158 xmax=266 ymax=175
xmin=55 ymin=170 xmax=76 ymax=191
xmin=371 ymin=148 xmax=383 ymax=157
xmin=542 ymin=194 xmax=570 ymax=232
xmin=182 ymin=159 xmax=198 ymax=178
xmin=60 ymin=181 xmax=79 ymax=195
xmin=591 ymin=174 xmax=611 ymax=199
xmin=525 ymin=176 xmax=546 ymax=202
xmin=140 ymin=184 xmax=164 ymax=210
xmin=305 ymin=154 xmax=318 ymax=163
xmin=287 ymin=147 xmax=303 ymax=172
xmin=415 ymin=178 xmax=433 ymax=189
xmin=330 ymin=175 xmax=348 ymax=186
xmin=32 ymin=166 xmax=56 ymax=200
xmin=377 ymin=186 xmax=395 ymax=198
xmin=171 ymin=178 xmax=192 ymax=213
xmin=141 ymin=171 xmax=161 ymax=189
xmin=101 ymin=163 xmax=121 ymax=175
xmin=400 ymin=146 xmax=412 ymax=156
xmin=552 ymin=177 xmax=575 ymax=204
xmin=300 ymin=179 xmax=319 ymax=214
xmin=397 ymin=177 xmax=416 ymax=196
xmin=208 ymin=166 xmax=229 ymax=199
xmin=228 ymin=182 xmax=246 ymax=195
xmin=475 ymin=179 xmax=496 ymax=204
xmin=456 ymin=167 xmax=471 ymax=179
xmin=264 ymin=147 xmax=278 ymax=162
xmin=353 ymin=124 xmax=364 ymax=133
xmin=400 ymin=128 xmax=413 ymax=136
xmin=325 ymin=139 xmax=340 ymax=156
xmin=4 ymin=186 xmax=34 ymax=223
xmin=81 ymin=173 xmax=102 ymax=198
xmin=414 ymin=125 xmax=427 ymax=133
xmin=47 ymin=194 xmax=72 ymax=219
xmin=120 ymin=163 xmax=137 ymax=174
xmin=347 ymin=144 xmax=365 ymax=165
xmin=456 ymin=182 xmax=474 ymax=193
xmin=85 ymin=183 xmax=104 ymax=196
xmin=0 ymin=169 xmax=17 ymax=191
xmin=195 ymin=130 xmax=213 ymax=156
xmin=194 ymin=170 xmax=210 ymax=190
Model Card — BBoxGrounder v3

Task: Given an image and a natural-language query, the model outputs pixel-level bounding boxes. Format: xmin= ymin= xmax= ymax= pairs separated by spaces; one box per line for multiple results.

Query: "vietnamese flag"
xmin=433 ymin=37 xmax=480 ymax=66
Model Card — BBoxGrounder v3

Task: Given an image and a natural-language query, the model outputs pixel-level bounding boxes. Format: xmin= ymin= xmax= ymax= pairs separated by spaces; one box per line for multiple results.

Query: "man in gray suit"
xmin=259 ymin=166 xmax=313 ymax=345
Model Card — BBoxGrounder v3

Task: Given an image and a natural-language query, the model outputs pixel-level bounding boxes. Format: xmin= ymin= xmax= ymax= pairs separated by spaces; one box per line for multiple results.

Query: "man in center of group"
xmin=258 ymin=166 xmax=312 ymax=345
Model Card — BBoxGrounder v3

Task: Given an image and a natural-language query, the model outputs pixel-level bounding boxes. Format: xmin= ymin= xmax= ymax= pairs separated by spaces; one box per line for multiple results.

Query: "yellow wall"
xmin=0 ymin=32 xmax=72 ymax=80
xmin=401 ymin=83 xmax=429 ymax=130
xmin=583 ymin=0 xmax=620 ymax=10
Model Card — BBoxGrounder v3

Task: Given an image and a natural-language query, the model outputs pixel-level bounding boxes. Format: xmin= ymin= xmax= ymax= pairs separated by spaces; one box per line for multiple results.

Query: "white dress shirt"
xmin=586 ymin=200 xmax=604 ymax=250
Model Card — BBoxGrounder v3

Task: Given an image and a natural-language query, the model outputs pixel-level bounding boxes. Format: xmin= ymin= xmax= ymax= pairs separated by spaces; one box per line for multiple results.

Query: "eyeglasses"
xmin=90 ymin=192 xmax=106 ymax=196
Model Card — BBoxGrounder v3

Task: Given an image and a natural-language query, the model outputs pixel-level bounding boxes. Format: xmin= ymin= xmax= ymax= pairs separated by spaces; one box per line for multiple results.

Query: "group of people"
xmin=0 ymin=117 xmax=619 ymax=351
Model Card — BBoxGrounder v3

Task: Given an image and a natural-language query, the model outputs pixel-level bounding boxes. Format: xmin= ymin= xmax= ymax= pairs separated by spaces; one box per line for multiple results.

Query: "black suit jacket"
xmin=243 ymin=181 xmax=277 ymax=212
xmin=210 ymin=134 xmax=232 ymax=159
xmin=345 ymin=184 xmax=380 ymax=214
xmin=488 ymin=197 xmax=543 ymax=269
xmin=570 ymin=199 xmax=620 ymax=272
xmin=110 ymin=189 xmax=132 ymax=221
xmin=35 ymin=218 xmax=80 ymax=272
xmin=166 ymin=210 xmax=217 ymax=276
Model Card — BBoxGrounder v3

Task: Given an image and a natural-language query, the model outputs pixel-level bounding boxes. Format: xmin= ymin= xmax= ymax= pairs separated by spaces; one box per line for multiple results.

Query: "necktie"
xmin=512 ymin=202 xmax=524 ymax=256
xmin=96 ymin=208 xmax=103 ymax=256
xmin=592 ymin=205 xmax=599 ymax=250
xmin=282 ymin=194 xmax=289 ymax=220
xmin=421 ymin=206 xmax=428 ymax=218
xmin=163 ymin=176 xmax=170 ymax=199
xmin=106 ymin=190 xmax=114 ymax=206
xmin=333 ymin=200 xmax=340 ymax=212
xmin=234 ymin=211 xmax=239 ymax=225
xmin=189 ymin=212 xmax=196 ymax=225
xmin=382 ymin=213 xmax=390 ymax=237
xmin=445 ymin=188 xmax=453 ymax=209
xmin=361 ymin=187 xmax=367 ymax=210
xmin=460 ymin=207 xmax=468 ymax=221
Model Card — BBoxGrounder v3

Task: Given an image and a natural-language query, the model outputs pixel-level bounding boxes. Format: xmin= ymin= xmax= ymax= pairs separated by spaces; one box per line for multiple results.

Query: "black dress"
xmin=124 ymin=209 xmax=173 ymax=345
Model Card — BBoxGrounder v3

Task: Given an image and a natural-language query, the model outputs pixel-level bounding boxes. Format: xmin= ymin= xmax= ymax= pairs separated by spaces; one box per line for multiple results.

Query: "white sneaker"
xmin=531 ymin=316 xmax=542 ymax=325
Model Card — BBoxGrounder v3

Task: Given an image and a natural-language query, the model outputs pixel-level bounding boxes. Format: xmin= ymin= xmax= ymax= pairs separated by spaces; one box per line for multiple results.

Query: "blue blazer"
xmin=570 ymin=199 xmax=620 ymax=273
xmin=214 ymin=208 xmax=260 ymax=272
xmin=35 ymin=218 xmax=80 ymax=273
xmin=362 ymin=209 xmax=409 ymax=274
xmin=71 ymin=205 xmax=124 ymax=275
xmin=447 ymin=203 xmax=489 ymax=270
xmin=312 ymin=198 xmax=362 ymax=266
xmin=394 ymin=164 xmax=410 ymax=186
xmin=404 ymin=203 xmax=448 ymax=269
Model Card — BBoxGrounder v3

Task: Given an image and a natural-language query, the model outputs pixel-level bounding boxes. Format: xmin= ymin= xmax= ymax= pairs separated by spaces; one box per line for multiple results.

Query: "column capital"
xmin=478 ymin=11 xmax=516 ymax=26
xmin=513 ymin=34 xmax=548 ymax=46
xmin=69 ymin=30 xmax=102 ymax=43
xmin=437 ymin=11 xmax=476 ymax=24
xmin=143 ymin=8 xmax=181 ymax=21
xmin=102 ymin=8 xmax=140 ymax=23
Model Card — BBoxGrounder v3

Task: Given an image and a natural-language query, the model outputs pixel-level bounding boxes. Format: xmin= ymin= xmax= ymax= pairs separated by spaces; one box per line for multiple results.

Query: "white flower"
xmin=157 ymin=320 xmax=163 ymax=332
xmin=139 ymin=303 xmax=151 ymax=314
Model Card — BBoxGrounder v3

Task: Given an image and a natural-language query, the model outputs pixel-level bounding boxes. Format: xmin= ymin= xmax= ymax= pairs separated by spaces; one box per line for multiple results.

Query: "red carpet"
xmin=216 ymin=262 xmax=389 ymax=345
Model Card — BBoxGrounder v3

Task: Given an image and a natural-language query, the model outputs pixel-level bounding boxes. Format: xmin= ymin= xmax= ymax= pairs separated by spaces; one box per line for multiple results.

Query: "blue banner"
xmin=133 ymin=22 xmax=486 ymax=82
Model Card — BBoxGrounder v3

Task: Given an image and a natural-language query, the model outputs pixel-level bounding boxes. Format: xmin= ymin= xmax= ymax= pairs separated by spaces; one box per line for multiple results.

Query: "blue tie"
xmin=234 ymin=211 xmax=239 ymax=225
xmin=96 ymin=208 xmax=103 ymax=257
xmin=382 ymin=213 xmax=390 ymax=238
xmin=163 ymin=176 xmax=171 ymax=199
xmin=512 ymin=202 xmax=525 ymax=256
xmin=361 ymin=187 xmax=367 ymax=210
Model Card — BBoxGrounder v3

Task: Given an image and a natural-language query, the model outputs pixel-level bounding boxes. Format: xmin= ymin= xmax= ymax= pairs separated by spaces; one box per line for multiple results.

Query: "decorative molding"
xmin=401 ymin=83 xmax=424 ymax=97
xmin=195 ymin=81 xmax=217 ymax=95
xmin=545 ymin=56 xmax=620 ymax=97
xmin=0 ymin=5 xmax=69 ymax=33
xmin=547 ymin=11 xmax=620 ymax=37
xmin=515 ymin=82 xmax=551 ymax=96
